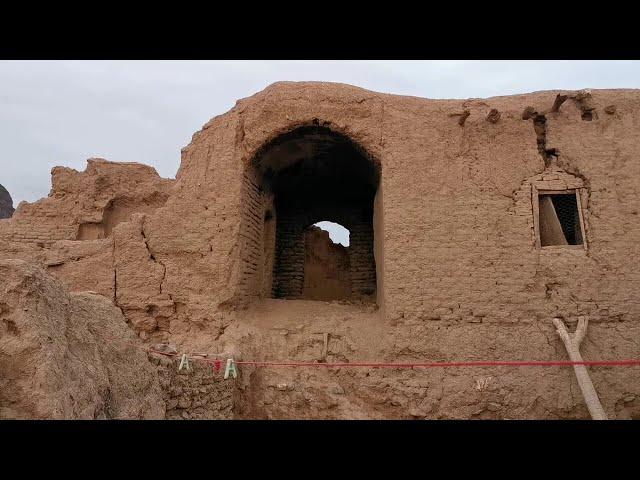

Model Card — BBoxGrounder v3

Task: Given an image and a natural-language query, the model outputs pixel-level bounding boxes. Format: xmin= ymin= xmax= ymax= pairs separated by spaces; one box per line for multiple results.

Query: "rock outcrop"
xmin=0 ymin=259 xmax=164 ymax=419
xmin=0 ymin=184 xmax=13 ymax=219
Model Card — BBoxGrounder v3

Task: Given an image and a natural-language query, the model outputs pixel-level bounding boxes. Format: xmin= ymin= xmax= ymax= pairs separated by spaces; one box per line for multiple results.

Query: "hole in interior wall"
xmin=538 ymin=192 xmax=583 ymax=246
xmin=302 ymin=222 xmax=352 ymax=301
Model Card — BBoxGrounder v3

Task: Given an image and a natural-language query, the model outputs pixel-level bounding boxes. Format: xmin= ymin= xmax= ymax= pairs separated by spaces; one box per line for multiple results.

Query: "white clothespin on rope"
xmin=224 ymin=358 xmax=237 ymax=379
xmin=178 ymin=353 xmax=190 ymax=371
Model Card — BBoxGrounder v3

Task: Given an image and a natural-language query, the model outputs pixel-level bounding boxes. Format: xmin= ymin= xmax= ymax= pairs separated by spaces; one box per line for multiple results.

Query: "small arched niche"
xmin=238 ymin=125 xmax=382 ymax=304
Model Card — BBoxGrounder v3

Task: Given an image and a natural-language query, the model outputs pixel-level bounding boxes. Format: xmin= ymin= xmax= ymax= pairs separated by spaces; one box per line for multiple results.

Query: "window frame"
xmin=532 ymin=186 xmax=587 ymax=250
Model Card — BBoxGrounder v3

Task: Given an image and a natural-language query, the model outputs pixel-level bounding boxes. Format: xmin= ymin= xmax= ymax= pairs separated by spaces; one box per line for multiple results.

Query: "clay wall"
xmin=0 ymin=159 xmax=175 ymax=328
xmin=302 ymin=226 xmax=351 ymax=301
xmin=272 ymin=202 xmax=375 ymax=299
xmin=2 ymin=82 xmax=640 ymax=418
xmin=150 ymin=353 xmax=236 ymax=420
xmin=0 ymin=159 xmax=173 ymax=246
xmin=3 ymin=83 xmax=640 ymax=333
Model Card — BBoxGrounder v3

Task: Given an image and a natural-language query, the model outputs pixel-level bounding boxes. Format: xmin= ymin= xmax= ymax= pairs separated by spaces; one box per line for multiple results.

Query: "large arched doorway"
xmin=238 ymin=125 xmax=381 ymax=304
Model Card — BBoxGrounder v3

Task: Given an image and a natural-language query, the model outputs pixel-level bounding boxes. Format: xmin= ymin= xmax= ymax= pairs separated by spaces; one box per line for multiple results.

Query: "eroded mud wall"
xmin=1 ymin=83 xmax=640 ymax=418
xmin=3 ymin=83 xmax=638 ymax=341
xmin=302 ymin=226 xmax=352 ymax=301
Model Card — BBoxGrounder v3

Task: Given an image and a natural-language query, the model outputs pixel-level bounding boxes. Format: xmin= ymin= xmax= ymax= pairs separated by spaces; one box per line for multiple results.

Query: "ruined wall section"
xmin=231 ymin=302 xmax=640 ymax=419
xmin=138 ymin=85 xmax=640 ymax=419
xmin=139 ymin=111 xmax=247 ymax=343
xmin=43 ymin=239 xmax=116 ymax=299
xmin=112 ymin=214 xmax=175 ymax=337
xmin=0 ymin=198 xmax=78 ymax=246
xmin=1 ymin=85 xmax=638 ymax=334
xmin=162 ymin=83 xmax=640 ymax=331
xmin=151 ymin=353 xmax=236 ymax=419
xmin=230 ymin=84 xmax=386 ymax=305
xmin=543 ymin=93 xmax=640 ymax=323
xmin=0 ymin=159 xmax=173 ymax=246
xmin=379 ymin=94 xmax=540 ymax=325
xmin=129 ymin=87 xmax=388 ymax=338
xmin=375 ymin=89 xmax=640 ymax=329
xmin=1 ymin=83 xmax=640 ymax=418
xmin=207 ymin=84 xmax=640 ymax=419
xmin=0 ymin=159 xmax=175 ymax=335
xmin=302 ymin=226 xmax=352 ymax=301
xmin=508 ymin=166 xmax=595 ymax=317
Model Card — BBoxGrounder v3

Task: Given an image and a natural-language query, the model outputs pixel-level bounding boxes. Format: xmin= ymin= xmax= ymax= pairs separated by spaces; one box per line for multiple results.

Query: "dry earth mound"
xmin=0 ymin=259 xmax=164 ymax=419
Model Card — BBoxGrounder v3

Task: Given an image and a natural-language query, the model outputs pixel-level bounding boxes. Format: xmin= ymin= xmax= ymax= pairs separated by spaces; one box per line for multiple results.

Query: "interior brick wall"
xmin=272 ymin=201 xmax=376 ymax=299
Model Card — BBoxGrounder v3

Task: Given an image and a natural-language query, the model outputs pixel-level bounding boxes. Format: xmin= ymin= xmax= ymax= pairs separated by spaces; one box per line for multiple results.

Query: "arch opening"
xmin=313 ymin=221 xmax=350 ymax=247
xmin=303 ymin=221 xmax=351 ymax=301
xmin=239 ymin=126 xmax=381 ymax=304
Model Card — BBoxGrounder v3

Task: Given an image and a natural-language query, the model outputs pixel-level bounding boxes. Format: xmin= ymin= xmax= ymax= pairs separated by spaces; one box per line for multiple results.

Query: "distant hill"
xmin=0 ymin=184 xmax=14 ymax=219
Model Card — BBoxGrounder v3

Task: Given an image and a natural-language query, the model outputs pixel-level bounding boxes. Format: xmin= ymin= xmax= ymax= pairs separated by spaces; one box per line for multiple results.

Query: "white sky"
xmin=315 ymin=221 xmax=350 ymax=247
xmin=1 ymin=60 xmax=639 ymax=245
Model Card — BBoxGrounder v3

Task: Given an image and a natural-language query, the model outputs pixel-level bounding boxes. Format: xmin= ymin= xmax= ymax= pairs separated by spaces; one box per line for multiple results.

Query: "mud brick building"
xmin=1 ymin=82 xmax=639 ymax=419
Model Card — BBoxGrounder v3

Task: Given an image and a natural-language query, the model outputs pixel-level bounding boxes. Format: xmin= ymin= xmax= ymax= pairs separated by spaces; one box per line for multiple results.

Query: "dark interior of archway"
xmin=252 ymin=126 xmax=379 ymax=302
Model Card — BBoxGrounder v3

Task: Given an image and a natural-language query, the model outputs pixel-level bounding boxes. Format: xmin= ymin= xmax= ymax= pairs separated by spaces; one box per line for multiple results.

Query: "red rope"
xmin=235 ymin=359 xmax=640 ymax=368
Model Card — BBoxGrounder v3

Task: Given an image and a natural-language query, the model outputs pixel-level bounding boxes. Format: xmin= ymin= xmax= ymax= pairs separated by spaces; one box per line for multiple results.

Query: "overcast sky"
xmin=2 ymin=60 xmax=639 ymax=244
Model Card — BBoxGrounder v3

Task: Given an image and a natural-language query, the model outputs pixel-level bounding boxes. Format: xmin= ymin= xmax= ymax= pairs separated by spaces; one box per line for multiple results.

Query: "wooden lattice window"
xmin=532 ymin=187 xmax=587 ymax=249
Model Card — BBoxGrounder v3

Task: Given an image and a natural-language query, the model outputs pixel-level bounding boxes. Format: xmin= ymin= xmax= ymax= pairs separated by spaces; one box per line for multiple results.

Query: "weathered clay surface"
xmin=0 ymin=184 xmax=14 ymax=219
xmin=0 ymin=259 xmax=164 ymax=419
xmin=302 ymin=226 xmax=351 ymax=301
xmin=1 ymin=82 xmax=640 ymax=419
xmin=0 ymin=159 xmax=174 ymax=299
xmin=150 ymin=352 xmax=236 ymax=420
xmin=227 ymin=299 xmax=640 ymax=419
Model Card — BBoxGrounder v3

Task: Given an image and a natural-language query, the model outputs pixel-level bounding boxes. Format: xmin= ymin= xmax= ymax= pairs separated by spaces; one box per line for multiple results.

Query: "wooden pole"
xmin=552 ymin=317 xmax=608 ymax=420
